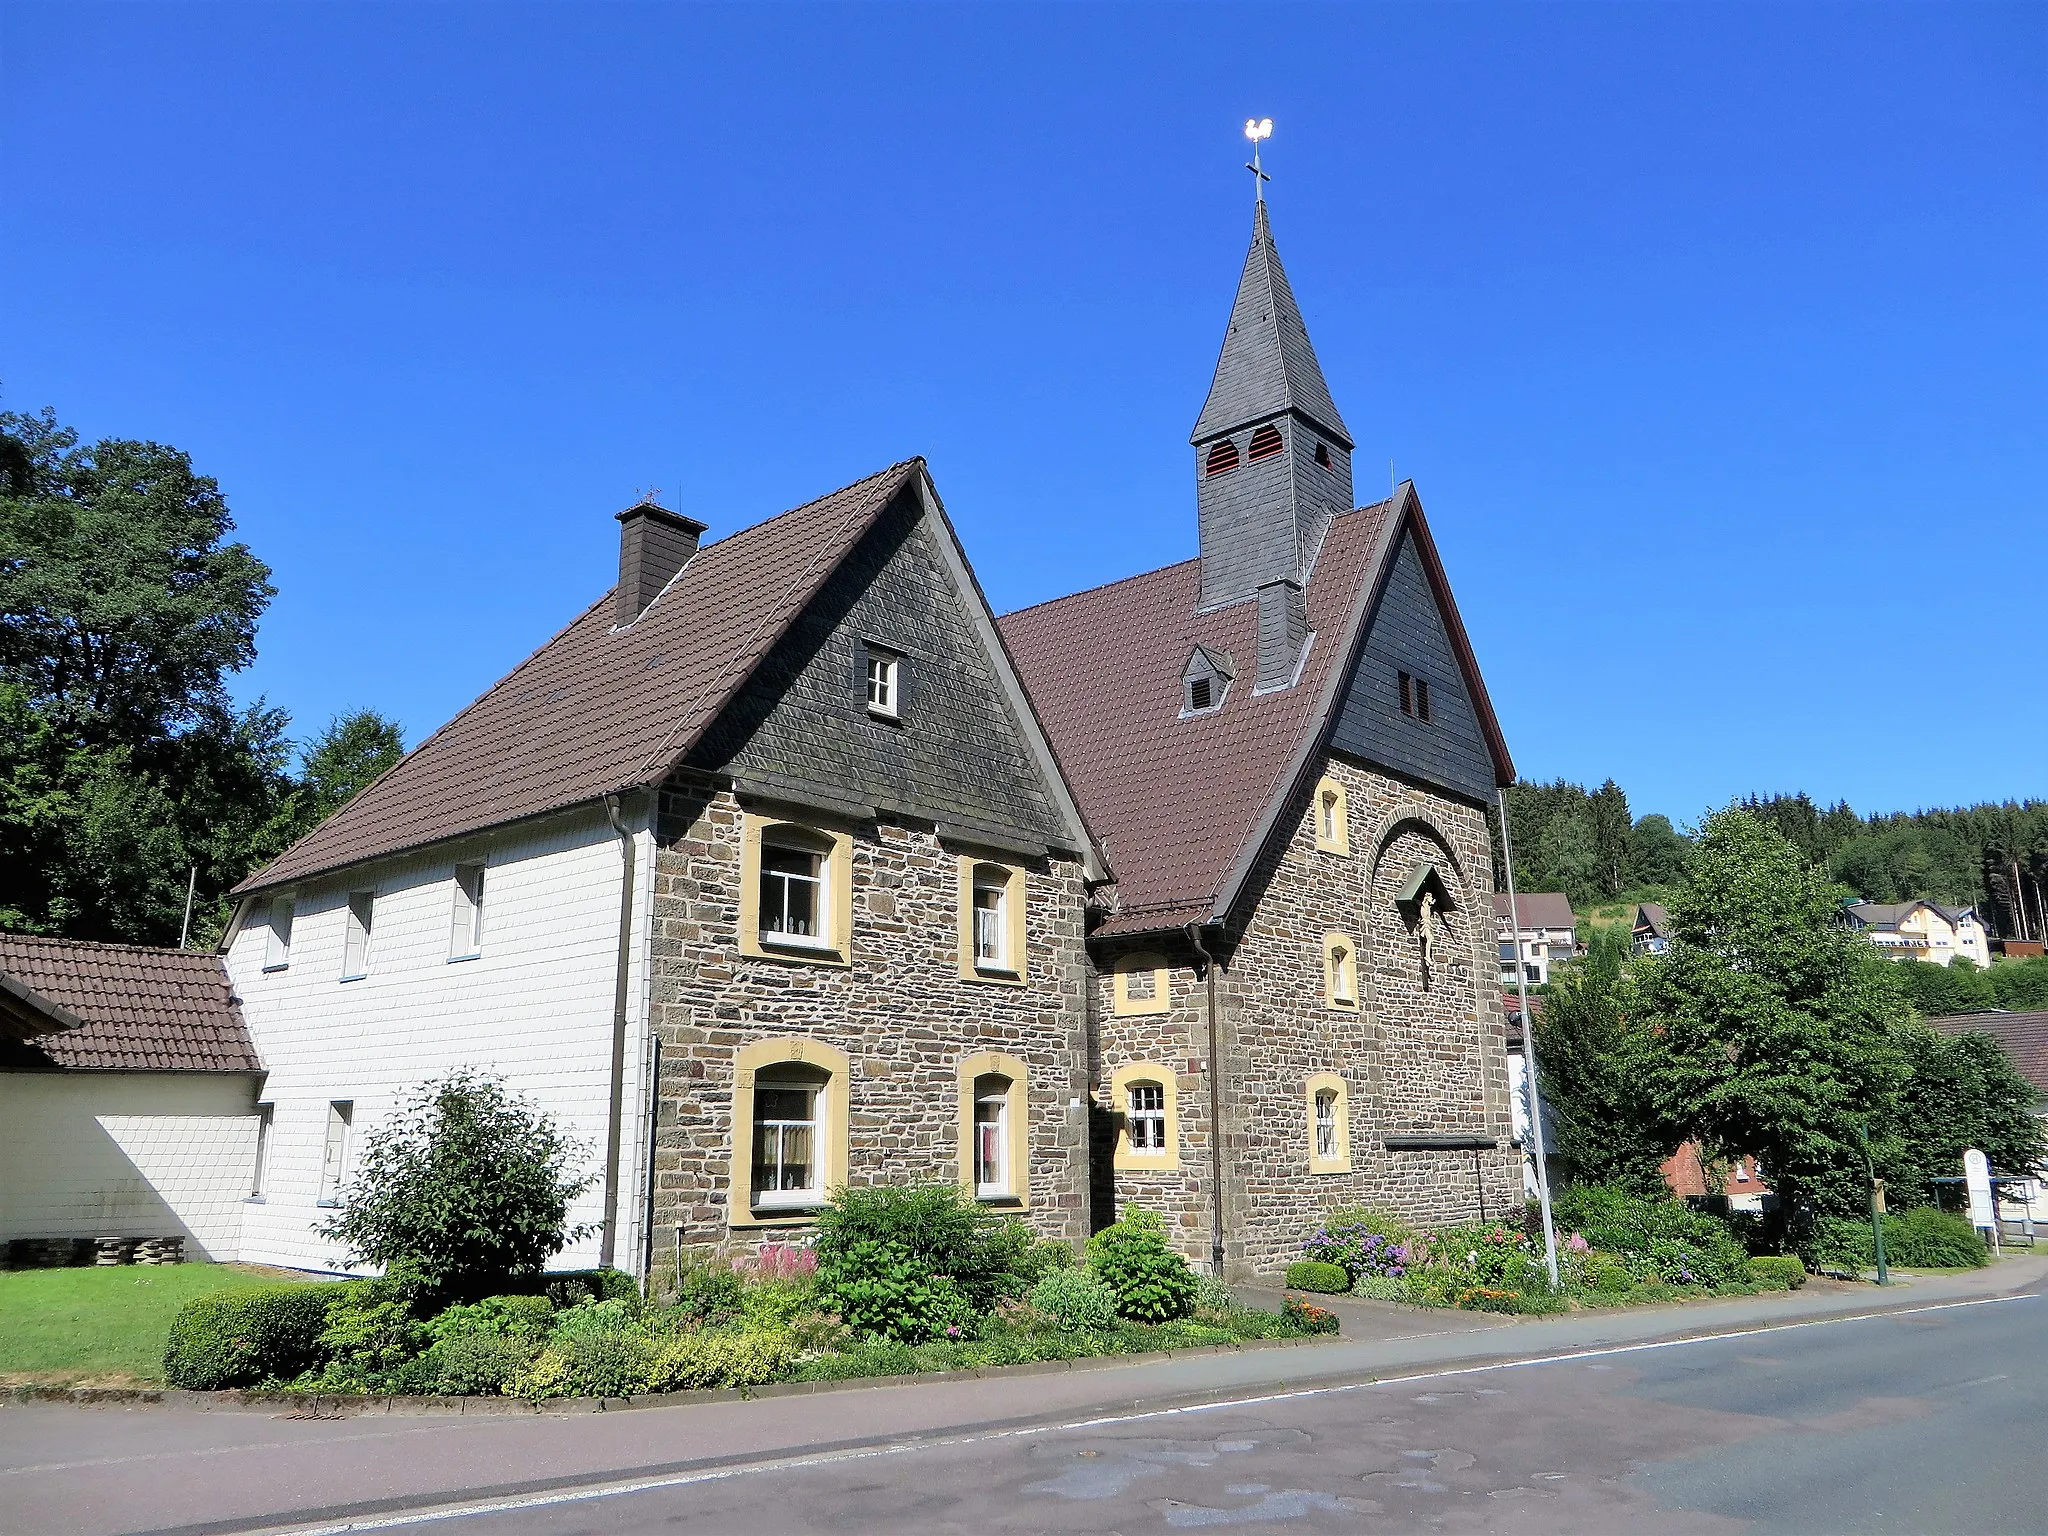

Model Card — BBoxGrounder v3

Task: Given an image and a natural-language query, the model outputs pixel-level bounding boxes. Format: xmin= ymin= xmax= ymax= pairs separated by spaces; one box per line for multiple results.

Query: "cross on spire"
xmin=1243 ymin=117 xmax=1272 ymax=202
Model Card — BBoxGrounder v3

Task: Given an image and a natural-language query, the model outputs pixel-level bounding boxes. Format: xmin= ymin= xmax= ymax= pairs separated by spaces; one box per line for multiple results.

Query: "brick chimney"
xmin=614 ymin=500 xmax=707 ymax=628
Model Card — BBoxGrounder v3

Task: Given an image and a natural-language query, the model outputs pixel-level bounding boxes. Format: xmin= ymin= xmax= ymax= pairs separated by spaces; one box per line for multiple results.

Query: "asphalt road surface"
xmin=6 ymin=1283 xmax=2041 ymax=1536
xmin=291 ymin=1293 xmax=2048 ymax=1534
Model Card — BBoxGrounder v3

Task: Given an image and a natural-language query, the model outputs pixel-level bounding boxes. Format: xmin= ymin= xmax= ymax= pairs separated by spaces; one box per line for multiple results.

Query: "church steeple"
xmin=1191 ymin=201 xmax=1355 ymax=688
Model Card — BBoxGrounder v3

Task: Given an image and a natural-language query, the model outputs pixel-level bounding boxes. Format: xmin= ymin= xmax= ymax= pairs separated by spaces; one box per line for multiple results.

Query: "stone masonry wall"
xmin=647 ymin=779 xmax=1092 ymax=1267
xmin=1088 ymin=756 xmax=1517 ymax=1279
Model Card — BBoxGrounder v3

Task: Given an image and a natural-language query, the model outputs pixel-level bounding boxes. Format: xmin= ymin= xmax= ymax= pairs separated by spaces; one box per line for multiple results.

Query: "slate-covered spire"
xmin=1191 ymin=202 xmax=1355 ymax=685
xmin=1192 ymin=201 xmax=1352 ymax=450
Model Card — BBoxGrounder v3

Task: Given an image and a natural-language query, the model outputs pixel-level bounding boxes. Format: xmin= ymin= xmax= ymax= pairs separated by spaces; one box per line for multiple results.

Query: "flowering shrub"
xmin=744 ymin=1242 xmax=818 ymax=1283
xmin=1454 ymin=1287 xmax=1522 ymax=1313
xmin=1281 ymin=1298 xmax=1340 ymax=1334
xmin=1429 ymin=1221 xmax=1546 ymax=1290
xmin=1303 ymin=1222 xmax=1413 ymax=1283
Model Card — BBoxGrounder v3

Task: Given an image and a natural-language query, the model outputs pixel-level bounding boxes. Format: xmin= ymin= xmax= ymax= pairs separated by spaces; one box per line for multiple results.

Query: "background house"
xmin=1493 ymin=892 xmax=1578 ymax=986
xmin=0 ymin=935 xmax=264 ymax=1261
xmin=1925 ymin=1008 xmax=2047 ymax=1226
xmin=1843 ymin=900 xmax=1991 ymax=967
xmin=1632 ymin=902 xmax=1672 ymax=956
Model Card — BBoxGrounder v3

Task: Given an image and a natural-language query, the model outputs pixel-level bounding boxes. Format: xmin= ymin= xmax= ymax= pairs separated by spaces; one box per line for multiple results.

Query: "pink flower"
xmin=1566 ymin=1233 xmax=1589 ymax=1253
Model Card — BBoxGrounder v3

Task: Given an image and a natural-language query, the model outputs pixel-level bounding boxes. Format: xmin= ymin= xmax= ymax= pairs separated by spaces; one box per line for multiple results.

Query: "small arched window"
xmin=1204 ymin=439 xmax=1240 ymax=476
xmin=1110 ymin=1061 xmax=1179 ymax=1168
xmin=1306 ymin=1072 xmax=1352 ymax=1173
xmin=1313 ymin=775 xmax=1350 ymax=856
xmin=1324 ymin=932 xmax=1360 ymax=1010
xmin=1248 ymin=423 xmax=1283 ymax=461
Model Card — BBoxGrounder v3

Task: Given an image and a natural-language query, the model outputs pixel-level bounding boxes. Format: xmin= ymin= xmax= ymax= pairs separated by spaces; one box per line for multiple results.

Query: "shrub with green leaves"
xmin=1745 ymin=1255 xmax=1806 ymax=1291
xmin=1351 ymin=1274 xmax=1406 ymax=1303
xmin=1191 ymin=1272 xmax=1237 ymax=1315
xmin=549 ymin=1297 xmax=639 ymax=1341
xmin=163 ymin=1283 xmax=343 ymax=1390
xmin=645 ymin=1330 xmax=799 ymax=1392
xmin=667 ymin=1262 xmax=746 ymax=1326
xmin=431 ymin=1332 xmax=540 ymax=1395
xmin=311 ymin=1295 xmax=429 ymax=1391
xmin=1284 ymin=1260 xmax=1351 ymax=1294
xmin=1551 ymin=1186 xmax=1749 ymax=1287
xmin=425 ymin=1293 xmax=554 ymax=1344
xmin=1086 ymin=1207 xmax=1198 ymax=1323
xmin=1029 ymin=1267 xmax=1120 ymax=1331
xmin=818 ymin=1237 xmax=975 ymax=1343
xmin=1885 ymin=1208 xmax=1989 ymax=1268
xmin=813 ymin=1184 xmax=1029 ymax=1311
xmin=514 ymin=1328 xmax=655 ymax=1399
xmin=317 ymin=1070 xmax=593 ymax=1296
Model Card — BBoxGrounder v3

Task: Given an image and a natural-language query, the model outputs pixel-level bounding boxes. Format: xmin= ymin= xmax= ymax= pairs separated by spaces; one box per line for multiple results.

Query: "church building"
xmin=7 ymin=191 xmax=1518 ymax=1282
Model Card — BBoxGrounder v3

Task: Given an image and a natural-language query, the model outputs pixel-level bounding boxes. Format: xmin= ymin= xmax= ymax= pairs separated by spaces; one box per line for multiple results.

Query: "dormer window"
xmin=1204 ymin=440 xmax=1240 ymax=476
xmin=1248 ymin=423 xmax=1283 ymax=460
xmin=1180 ymin=645 xmax=1233 ymax=717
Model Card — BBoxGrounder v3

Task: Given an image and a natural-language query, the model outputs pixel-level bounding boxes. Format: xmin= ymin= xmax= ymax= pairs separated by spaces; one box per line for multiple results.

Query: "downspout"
xmin=599 ymin=792 xmax=637 ymax=1271
xmin=1185 ymin=922 xmax=1227 ymax=1280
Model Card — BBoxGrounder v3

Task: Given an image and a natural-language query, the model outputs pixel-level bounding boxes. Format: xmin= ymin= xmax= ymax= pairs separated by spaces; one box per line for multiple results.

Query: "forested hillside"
xmin=1491 ymin=780 xmax=2048 ymax=943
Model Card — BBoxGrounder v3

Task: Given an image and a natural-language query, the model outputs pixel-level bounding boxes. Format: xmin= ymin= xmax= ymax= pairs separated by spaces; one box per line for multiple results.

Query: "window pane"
xmin=779 ymin=1124 xmax=813 ymax=1190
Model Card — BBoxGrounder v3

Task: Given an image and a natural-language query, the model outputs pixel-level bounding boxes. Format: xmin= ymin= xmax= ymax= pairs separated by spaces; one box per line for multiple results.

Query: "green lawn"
xmin=0 ymin=1262 xmax=302 ymax=1385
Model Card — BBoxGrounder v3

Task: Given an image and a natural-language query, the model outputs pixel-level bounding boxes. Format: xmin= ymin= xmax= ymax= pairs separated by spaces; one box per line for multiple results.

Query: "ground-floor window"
xmin=728 ymin=1037 xmax=852 ymax=1228
xmin=1305 ymin=1071 xmax=1352 ymax=1174
xmin=751 ymin=1070 xmax=825 ymax=1208
xmin=957 ymin=1050 xmax=1030 ymax=1205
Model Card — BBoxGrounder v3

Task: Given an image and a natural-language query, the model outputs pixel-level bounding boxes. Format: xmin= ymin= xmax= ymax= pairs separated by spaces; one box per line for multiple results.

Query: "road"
xmin=3 ymin=1271 xmax=2041 ymax=1535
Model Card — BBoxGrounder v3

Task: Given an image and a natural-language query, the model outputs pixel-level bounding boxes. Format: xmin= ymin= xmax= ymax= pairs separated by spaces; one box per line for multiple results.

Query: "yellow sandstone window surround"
xmin=1323 ymin=931 xmax=1360 ymax=1010
xmin=956 ymin=856 xmax=1028 ymax=982
xmin=1112 ymin=952 xmax=1171 ymax=1016
xmin=1306 ymin=1071 xmax=1352 ymax=1174
xmin=1110 ymin=1060 xmax=1181 ymax=1170
xmin=728 ymin=1036 xmax=851 ymax=1228
xmin=1313 ymin=775 xmax=1350 ymax=855
xmin=740 ymin=813 xmax=853 ymax=966
xmin=957 ymin=1050 xmax=1031 ymax=1206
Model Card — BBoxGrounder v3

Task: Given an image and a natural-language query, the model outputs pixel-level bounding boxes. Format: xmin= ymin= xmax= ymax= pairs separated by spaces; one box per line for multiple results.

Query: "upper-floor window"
xmin=742 ymin=816 xmax=852 ymax=966
xmin=318 ymin=1100 xmax=353 ymax=1206
xmin=1324 ymin=931 xmax=1359 ymax=1010
xmin=959 ymin=858 xmax=1026 ymax=982
xmin=261 ymin=898 xmax=294 ymax=972
xmin=1248 ymin=423 xmax=1284 ymax=460
xmin=1112 ymin=952 xmax=1170 ymax=1016
xmin=1313 ymin=776 xmax=1350 ymax=855
xmin=341 ymin=893 xmax=375 ymax=981
xmin=865 ymin=646 xmax=901 ymax=719
xmin=450 ymin=863 xmax=485 ymax=960
xmin=1398 ymin=671 xmax=1433 ymax=722
xmin=1204 ymin=439 xmax=1240 ymax=476
xmin=1313 ymin=440 xmax=1332 ymax=469
xmin=761 ymin=838 xmax=827 ymax=946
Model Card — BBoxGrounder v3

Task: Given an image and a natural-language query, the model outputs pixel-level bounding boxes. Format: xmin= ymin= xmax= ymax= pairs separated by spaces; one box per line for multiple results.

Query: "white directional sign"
xmin=1964 ymin=1148 xmax=1995 ymax=1231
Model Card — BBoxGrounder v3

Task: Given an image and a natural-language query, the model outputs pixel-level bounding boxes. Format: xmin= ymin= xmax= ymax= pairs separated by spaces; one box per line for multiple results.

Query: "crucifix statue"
xmin=1417 ymin=889 xmax=1438 ymax=989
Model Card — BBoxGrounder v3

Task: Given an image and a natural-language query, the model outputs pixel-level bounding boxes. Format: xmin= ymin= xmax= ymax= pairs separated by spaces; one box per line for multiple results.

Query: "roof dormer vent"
xmin=1180 ymin=645 xmax=1234 ymax=718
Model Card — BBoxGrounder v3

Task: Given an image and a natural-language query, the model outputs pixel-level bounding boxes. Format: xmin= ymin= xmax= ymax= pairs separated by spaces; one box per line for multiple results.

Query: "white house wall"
xmin=225 ymin=805 xmax=653 ymax=1277
xmin=0 ymin=1074 xmax=261 ymax=1258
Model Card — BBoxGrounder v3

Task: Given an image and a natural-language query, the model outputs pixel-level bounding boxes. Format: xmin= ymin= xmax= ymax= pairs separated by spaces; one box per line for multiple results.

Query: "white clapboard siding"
xmin=225 ymin=804 xmax=654 ymax=1277
xmin=0 ymin=1074 xmax=262 ymax=1258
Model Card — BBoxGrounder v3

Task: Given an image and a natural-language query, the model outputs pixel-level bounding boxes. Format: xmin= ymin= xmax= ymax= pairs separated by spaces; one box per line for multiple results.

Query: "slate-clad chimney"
xmin=615 ymin=500 xmax=708 ymax=628
xmin=1191 ymin=202 xmax=1354 ymax=681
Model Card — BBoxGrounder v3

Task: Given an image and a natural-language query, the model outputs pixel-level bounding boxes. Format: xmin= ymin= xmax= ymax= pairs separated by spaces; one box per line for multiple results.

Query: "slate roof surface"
xmin=999 ymin=498 xmax=1394 ymax=937
xmin=1492 ymin=892 xmax=1578 ymax=932
xmin=1924 ymin=1010 xmax=2048 ymax=1098
xmin=1191 ymin=202 xmax=1351 ymax=446
xmin=0 ymin=933 xmax=259 ymax=1072
xmin=239 ymin=461 xmax=923 ymax=894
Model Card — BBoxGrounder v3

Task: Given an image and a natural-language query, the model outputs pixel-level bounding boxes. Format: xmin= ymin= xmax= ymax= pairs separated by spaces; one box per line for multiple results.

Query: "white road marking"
xmin=257 ymin=1292 xmax=2040 ymax=1536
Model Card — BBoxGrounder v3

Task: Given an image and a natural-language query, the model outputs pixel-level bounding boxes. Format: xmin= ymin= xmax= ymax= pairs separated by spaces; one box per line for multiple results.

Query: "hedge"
xmin=1284 ymin=1260 xmax=1351 ymax=1294
xmin=1745 ymin=1255 xmax=1806 ymax=1291
xmin=163 ymin=1283 xmax=346 ymax=1389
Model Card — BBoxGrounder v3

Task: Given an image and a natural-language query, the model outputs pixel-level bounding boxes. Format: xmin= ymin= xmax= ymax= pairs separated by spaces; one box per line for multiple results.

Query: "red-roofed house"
xmin=1 ymin=934 xmax=264 ymax=1259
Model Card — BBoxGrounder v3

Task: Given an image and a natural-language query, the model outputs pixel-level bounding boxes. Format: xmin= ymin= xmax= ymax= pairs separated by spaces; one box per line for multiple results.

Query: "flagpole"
xmin=1499 ymin=788 xmax=1560 ymax=1287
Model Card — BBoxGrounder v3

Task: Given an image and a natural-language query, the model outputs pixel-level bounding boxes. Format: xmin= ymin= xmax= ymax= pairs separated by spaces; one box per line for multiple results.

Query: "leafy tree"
xmin=295 ymin=710 xmax=405 ymax=821
xmin=1830 ymin=822 xmax=1980 ymax=906
xmin=1633 ymin=809 xmax=1912 ymax=1229
xmin=1629 ymin=814 xmax=1692 ymax=887
xmin=1529 ymin=924 xmax=1675 ymax=1194
xmin=319 ymin=1070 xmax=593 ymax=1295
xmin=1878 ymin=1024 xmax=2046 ymax=1206
xmin=0 ymin=408 xmax=292 ymax=942
xmin=1991 ymin=957 xmax=2048 ymax=1011
xmin=1891 ymin=958 xmax=1996 ymax=1019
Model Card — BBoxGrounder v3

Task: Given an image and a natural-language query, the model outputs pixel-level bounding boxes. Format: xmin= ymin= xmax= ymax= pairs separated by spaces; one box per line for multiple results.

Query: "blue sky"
xmin=3 ymin=3 xmax=2041 ymax=828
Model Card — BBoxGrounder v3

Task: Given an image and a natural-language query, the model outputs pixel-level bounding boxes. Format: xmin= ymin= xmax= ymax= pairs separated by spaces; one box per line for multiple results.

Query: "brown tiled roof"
xmin=239 ymin=461 xmax=923 ymax=894
xmin=1635 ymin=902 xmax=1671 ymax=937
xmin=1000 ymin=497 xmax=1403 ymax=938
xmin=0 ymin=934 xmax=260 ymax=1072
xmin=1493 ymin=892 xmax=1578 ymax=932
xmin=1925 ymin=1010 xmax=2048 ymax=1099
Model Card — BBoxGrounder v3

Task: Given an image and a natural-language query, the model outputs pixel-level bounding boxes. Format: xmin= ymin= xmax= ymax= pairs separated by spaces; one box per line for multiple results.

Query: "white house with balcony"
xmin=1843 ymin=901 xmax=1992 ymax=968
xmin=1492 ymin=892 xmax=1578 ymax=987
